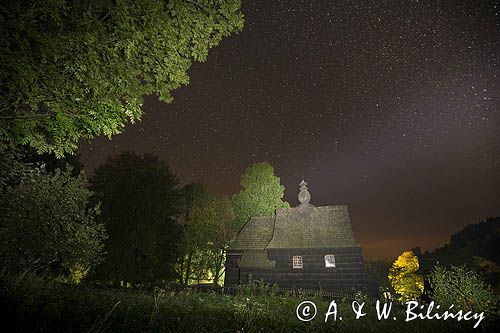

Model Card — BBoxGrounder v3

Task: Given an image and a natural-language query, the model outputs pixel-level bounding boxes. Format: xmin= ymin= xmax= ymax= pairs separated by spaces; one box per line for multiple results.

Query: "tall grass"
xmin=0 ymin=273 xmax=498 ymax=332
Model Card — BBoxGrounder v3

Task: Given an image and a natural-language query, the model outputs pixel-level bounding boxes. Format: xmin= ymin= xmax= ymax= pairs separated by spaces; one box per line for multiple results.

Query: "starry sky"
xmin=79 ymin=0 xmax=500 ymax=259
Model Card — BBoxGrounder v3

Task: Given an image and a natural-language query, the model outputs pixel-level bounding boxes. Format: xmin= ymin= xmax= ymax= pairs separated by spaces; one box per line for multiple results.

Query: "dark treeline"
xmin=420 ymin=216 xmax=500 ymax=291
xmin=366 ymin=217 xmax=500 ymax=298
xmin=431 ymin=217 xmax=500 ymax=264
xmin=1 ymin=146 xmax=499 ymax=332
xmin=0 ymin=146 xmax=288 ymax=287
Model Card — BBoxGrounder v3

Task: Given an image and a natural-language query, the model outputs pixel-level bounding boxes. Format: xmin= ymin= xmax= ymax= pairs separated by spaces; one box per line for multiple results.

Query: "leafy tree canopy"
xmin=232 ymin=162 xmax=289 ymax=229
xmin=176 ymin=183 xmax=237 ymax=285
xmin=188 ymin=193 xmax=236 ymax=284
xmin=178 ymin=183 xmax=214 ymax=253
xmin=90 ymin=151 xmax=182 ymax=283
xmin=209 ymin=195 xmax=237 ymax=285
xmin=0 ymin=0 xmax=244 ymax=156
xmin=388 ymin=251 xmax=424 ymax=302
xmin=0 ymin=148 xmax=106 ymax=279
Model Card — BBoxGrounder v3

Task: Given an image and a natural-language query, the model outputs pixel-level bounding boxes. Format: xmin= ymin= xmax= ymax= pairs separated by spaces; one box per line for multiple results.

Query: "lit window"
xmin=325 ymin=254 xmax=336 ymax=268
xmin=292 ymin=256 xmax=303 ymax=269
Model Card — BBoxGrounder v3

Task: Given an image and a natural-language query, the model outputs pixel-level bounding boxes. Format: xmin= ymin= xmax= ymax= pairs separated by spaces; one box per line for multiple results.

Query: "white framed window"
xmin=292 ymin=255 xmax=303 ymax=269
xmin=324 ymin=254 xmax=336 ymax=268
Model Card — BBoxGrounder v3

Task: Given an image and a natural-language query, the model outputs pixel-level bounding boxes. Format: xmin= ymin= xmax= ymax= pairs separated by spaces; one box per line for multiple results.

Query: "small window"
xmin=325 ymin=254 xmax=336 ymax=268
xmin=292 ymin=255 xmax=303 ymax=269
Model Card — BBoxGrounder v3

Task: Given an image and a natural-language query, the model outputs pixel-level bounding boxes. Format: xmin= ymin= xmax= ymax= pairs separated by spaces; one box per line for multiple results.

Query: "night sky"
xmin=79 ymin=0 xmax=500 ymax=259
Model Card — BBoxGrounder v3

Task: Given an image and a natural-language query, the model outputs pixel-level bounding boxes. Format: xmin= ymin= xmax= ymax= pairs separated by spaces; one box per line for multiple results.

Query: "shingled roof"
xmin=227 ymin=216 xmax=274 ymax=251
xmin=227 ymin=180 xmax=359 ymax=253
xmin=228 ymin=204 xmax=358 ymax=250
xmin=266 ymin=205 xmax=358 ymax=249
xmin=238 ymin=249 xmax=276 ymax=269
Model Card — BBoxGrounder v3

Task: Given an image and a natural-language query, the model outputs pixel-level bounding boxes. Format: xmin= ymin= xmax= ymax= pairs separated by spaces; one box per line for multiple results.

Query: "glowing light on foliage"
xmin=231 ymin=162 xmax=289 ymax=229
xmin=0 ymin=0 xmax=244 ymax=156
xmin=388 ymin=251 xmax=424 ymax=302
xmin=68 ymin=263 xmax=90 ymax=285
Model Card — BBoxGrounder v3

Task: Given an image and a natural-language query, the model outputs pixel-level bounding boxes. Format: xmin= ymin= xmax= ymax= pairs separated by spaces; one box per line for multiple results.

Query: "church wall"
xmin=224 ymin=247 xmax=368 ymax=292
xmin=224 ymin=251 xmax=242 ymax=286
xmin=268 ymin=246 xmax=367 ymax=291
xmin=224 ymin=250 xmax=275 ymax=286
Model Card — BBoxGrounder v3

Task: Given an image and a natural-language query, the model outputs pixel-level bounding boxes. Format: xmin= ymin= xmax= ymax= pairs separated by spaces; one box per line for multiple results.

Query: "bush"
xmin=430 ymin=265 xmax=496 ymax=314
xmin=0 ymin=165 xmax=106 ymax=280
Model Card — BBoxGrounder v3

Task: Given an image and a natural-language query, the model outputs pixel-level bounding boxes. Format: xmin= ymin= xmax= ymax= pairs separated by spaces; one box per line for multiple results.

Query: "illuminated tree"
xmin=177 ymin=184 xmax=236 ymax=285
xmin=232 ymin=162 xmax=289 ymax=229
xmin=208 ymin=195 xmax=237 ymax=285
xmin=388 ymin=251 xmax=424 ymax=302
xmin=0 ymin=0 xmax=244 ymax=156
xmin=177 ymin=183 xmax=213 ymax=284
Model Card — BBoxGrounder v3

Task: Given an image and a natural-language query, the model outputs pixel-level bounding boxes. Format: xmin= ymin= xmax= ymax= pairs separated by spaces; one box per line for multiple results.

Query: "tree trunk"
xmin=178 ymin=256 xmax=184 ymax=284
xmin=213 ymin=247 xmax=225 ymax=286
xmin=184 ymin=252 xmax=192 ymax=285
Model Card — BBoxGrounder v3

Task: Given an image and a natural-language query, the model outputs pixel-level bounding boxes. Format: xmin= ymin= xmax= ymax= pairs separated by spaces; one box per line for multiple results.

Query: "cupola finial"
xmin=298 ymin=180 xmax=311 ymax=205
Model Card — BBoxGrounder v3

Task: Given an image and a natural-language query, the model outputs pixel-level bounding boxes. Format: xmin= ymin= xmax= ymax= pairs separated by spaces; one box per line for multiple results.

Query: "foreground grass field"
xmin=0 ymin=274 xmax=498 ymax=332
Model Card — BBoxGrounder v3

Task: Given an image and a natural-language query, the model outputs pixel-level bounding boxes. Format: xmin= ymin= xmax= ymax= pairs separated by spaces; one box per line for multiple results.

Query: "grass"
xmin=0 ymin=273 xmax=498 ymax=332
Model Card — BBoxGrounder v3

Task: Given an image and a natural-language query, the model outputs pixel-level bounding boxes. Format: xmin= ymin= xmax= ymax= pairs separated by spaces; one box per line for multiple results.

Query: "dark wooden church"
xmin=224 ymin=180 xmax=367 ymax=291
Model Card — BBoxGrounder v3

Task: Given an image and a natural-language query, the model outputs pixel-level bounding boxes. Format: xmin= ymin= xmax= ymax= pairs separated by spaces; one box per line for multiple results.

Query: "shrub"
xmin=430 ymin=265 xmax=496 ymax=313
xmin=0 ymin=166 xmax=106 ymax=280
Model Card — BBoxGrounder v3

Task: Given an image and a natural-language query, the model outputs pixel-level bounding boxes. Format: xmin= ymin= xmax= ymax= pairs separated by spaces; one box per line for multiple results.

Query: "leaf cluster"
xmin=177 ymin=183 xmax=237 ymax=284
xmin=388 ymin=251 xmax=424 ymax=302
xmin=231 ymin=162 xmax=289 ymax=229
xmin=0 ymin=0 xmax=244 ymax=155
